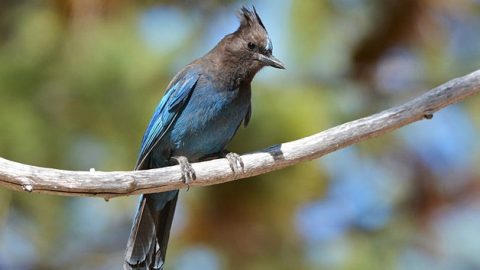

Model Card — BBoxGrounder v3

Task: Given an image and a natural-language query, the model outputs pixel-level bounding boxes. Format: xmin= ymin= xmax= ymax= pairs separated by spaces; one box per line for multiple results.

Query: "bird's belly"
xmin=173 ymin=126 xmax=232 ymax=159
xmin=169 ymin=92 xmax=249 ymax=161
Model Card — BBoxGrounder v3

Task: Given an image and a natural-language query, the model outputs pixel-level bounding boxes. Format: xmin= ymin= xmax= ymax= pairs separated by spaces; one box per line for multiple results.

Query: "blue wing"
xmin=136 ymin=68 xmax=200 ymax=169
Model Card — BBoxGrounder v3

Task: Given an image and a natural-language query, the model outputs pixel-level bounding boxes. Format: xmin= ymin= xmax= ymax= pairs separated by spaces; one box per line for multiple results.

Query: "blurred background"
xmin=1 ymin=0 xmax=480 ymax=269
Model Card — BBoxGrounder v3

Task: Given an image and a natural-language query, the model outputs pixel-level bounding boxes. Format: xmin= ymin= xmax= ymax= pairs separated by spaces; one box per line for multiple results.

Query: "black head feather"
xmin=238 ymin=5 xmax=267 ymax=32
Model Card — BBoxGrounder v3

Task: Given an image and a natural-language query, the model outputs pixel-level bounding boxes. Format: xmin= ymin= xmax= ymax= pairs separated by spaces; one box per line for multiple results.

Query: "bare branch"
xmin=1 ymin=70 xmax=479 ymax=199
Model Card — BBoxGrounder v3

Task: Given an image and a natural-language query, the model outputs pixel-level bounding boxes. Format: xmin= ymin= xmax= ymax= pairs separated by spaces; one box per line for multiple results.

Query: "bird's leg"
xmin=170 ymin=156 xmax=196 ymax=185
xmin=220 ymin=150 xmax=244 ymax=177
xmin=225 ymin=151 xmax=244 ymax=174
xmin=200 ymin=150 xmax=244 ymax=177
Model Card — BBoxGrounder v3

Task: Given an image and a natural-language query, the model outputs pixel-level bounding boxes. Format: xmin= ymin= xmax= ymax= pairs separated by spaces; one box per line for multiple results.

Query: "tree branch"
xmin=1 ymin=70 xmax=480 ymax=199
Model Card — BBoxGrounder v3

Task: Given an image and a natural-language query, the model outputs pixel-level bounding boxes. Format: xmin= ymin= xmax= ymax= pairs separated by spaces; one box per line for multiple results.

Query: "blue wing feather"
xmin=136 ymin=69 xmax=200 ymax=168
xmin=168 ymin=75 xmax=200 ymax=112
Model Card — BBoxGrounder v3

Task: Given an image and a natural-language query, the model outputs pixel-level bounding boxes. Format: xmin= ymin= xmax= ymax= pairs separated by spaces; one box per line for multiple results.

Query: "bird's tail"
xmin=124 ymin=191 xmax=179 ymax=270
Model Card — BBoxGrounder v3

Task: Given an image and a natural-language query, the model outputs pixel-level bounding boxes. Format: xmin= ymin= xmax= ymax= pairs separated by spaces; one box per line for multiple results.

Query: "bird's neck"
xmin=202 ymin=42 xmax=259 ymax=89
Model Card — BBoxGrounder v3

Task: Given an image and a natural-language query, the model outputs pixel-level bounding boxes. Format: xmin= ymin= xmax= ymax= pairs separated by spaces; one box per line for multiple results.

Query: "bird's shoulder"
xmin=166 ymin=62 xmax=201 ymax=88
xmin=186 ymin=53 xmax=242 ymax=89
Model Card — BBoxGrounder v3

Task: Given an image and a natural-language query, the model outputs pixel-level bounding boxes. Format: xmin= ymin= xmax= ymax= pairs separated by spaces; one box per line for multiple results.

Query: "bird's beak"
xmin=256 ymin=53 xmax=285 ymax=69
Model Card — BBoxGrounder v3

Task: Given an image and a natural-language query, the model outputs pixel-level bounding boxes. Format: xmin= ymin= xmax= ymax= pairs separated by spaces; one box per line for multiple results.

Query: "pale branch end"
xmin=1 ymin=69 xmax=480 ymax=199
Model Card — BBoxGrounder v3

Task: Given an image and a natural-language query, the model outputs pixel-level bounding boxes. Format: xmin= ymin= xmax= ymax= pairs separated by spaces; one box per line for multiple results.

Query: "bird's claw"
xmin=225 ymin=152 xmax=244 ymax=177
xmin=171 ymin=156 xmax=196 ymax=185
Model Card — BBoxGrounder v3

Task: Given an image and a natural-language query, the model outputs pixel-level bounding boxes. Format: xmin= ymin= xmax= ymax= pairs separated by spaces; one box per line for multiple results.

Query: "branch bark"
xmin=1 ymin=70 xmax=480 ymax=199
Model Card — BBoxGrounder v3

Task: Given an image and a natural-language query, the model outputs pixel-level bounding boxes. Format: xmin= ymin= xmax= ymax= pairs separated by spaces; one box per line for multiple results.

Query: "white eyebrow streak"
xmin=266 ymin=37 xmax=273 ymax=51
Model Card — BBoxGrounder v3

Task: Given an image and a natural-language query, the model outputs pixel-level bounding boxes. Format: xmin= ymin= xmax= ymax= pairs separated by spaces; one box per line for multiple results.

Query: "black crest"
xmin=238 ymin=6 xmax=267 ymax=31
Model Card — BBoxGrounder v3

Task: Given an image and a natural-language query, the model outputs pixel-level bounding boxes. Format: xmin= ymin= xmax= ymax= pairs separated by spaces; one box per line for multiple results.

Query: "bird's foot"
xmin=171 ymin=156 xmax=196 ymax=185
xmin=222 ymin=151 xmax=244 ymax=177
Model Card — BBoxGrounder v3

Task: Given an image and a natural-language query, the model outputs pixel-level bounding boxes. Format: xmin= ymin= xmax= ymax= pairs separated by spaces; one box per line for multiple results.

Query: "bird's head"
xmin=220 ymin=6 xmax=284 ymax=76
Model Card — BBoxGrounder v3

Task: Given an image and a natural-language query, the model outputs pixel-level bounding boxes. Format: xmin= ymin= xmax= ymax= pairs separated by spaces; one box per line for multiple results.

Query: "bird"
xmin=124 ymin=6 xmax=284 ymax=270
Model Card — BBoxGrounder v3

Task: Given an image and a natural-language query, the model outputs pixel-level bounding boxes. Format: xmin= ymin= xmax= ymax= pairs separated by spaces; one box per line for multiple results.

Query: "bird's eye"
xmin=247 ymin=42 xmax=256 ymax=50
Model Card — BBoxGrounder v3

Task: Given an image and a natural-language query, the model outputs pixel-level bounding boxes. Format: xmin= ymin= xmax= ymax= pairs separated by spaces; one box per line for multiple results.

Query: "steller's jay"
xmin=124 ymin=6 xmax=284 ymax=269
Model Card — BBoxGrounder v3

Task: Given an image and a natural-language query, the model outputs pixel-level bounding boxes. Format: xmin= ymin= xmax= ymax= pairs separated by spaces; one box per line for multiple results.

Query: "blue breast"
xmin=168 ymin=79 xmax=251 ymax=160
